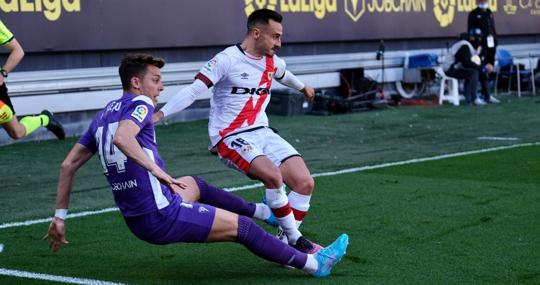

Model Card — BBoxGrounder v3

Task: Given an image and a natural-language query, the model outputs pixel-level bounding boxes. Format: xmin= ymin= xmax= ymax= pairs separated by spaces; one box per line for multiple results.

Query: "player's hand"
xmin=0 ymin=76 xmax=5 ymax=86
xmin=42 ymin=217 xmax=69 ymax=252
xmin=485 ymin=63 xmax=494 ymax=73
xmin=171 ymin=180 xmax=189 ymax=190
xmin=301 ymin=85 xmax=315 ymax=101
xmin=152 ymin=111 xmax=164 ymax=124
xmin=169 ymin=181 xmax=190 ymax=196
xmin=150 ymin=167 xmax=185 ymax=188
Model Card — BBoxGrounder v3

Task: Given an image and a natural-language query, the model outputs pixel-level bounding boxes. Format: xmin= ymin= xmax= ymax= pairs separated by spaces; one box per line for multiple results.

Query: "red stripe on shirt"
xmin=218 ymin=57 xmax=276 ymax=138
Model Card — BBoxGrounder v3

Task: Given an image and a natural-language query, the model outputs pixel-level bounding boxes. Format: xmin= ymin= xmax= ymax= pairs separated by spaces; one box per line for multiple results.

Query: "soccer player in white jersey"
xmin=153 ymin=9 xmax=319 ymax=253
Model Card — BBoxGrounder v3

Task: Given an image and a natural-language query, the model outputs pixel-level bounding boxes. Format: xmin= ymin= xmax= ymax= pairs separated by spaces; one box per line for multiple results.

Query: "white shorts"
xmin=216 ymin=127 xmax=300 ymax=174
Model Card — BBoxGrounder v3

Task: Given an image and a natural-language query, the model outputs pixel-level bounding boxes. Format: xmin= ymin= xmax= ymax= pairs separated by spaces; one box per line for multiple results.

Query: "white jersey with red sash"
xmin=196 ymin=45 xmax=286 ymax=146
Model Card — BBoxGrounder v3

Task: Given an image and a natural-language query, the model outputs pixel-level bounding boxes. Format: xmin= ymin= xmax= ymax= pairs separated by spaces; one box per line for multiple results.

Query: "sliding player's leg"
xmin=170 ymin=176 xmax=274 ymax=223
xmin=209 ymin=208 xmax=349 ymax=277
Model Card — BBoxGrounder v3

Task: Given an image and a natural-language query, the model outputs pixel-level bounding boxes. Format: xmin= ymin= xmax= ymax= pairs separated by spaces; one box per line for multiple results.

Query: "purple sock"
xmin=193 ymin=176 xmax=256 ymax=217
xmin=237 ymin=215 xmax=308 ymax=269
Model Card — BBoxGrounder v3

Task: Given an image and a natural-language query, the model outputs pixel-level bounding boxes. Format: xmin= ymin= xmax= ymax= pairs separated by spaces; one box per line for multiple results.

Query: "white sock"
xmin=279 ymin=213 xmax=301 ymax=244
xmin=265 ymin=186 xmax=302 ymax=244
xmin=289 ymin=191 xmax=312 ymax=228
xmin=303 ymin=254 xmax=318 ymax=274
xmin=253 ymin=203 xmax=271 ymax=220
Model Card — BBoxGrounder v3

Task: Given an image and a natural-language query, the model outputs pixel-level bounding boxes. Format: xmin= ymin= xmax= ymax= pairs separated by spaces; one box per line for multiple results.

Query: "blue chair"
xmin=495 ymin=49 xmax=535 ymax=97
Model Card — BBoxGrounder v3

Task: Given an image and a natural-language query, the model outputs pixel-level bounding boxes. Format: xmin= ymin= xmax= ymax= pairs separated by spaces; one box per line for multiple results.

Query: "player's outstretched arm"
xmin=153 ymin=79 xmax=209 ymax=123
xmin=43 ymin=143 xmax=94 ymax=252
xmin=113 ymin=119 xmax=183 ymax=188
xmin=276 ymin=70 xmax=315 ymax=101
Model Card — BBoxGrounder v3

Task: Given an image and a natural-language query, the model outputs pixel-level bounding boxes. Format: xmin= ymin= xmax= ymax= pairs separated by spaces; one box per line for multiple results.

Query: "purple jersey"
xmin=78 ymin=93 xmax=177 ymax=217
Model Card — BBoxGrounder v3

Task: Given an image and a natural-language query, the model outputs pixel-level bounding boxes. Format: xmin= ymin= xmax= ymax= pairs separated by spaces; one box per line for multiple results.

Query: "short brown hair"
xmin=119 ymin=53 xmax=165 ymax=90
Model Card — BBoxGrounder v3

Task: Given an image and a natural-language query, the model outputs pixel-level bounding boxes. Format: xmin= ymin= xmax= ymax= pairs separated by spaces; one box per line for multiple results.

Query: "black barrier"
xmin=1 ymin=0 xmax=539 ymax=52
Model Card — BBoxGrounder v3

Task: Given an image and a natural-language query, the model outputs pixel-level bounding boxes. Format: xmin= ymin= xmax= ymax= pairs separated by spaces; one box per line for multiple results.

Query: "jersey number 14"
xmin=95 ymin=122 xmax=128 ymax=174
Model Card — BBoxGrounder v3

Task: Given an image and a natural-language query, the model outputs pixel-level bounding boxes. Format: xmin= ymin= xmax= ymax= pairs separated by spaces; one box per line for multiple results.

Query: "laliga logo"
xmin=345 ymin=0 xmax=366 ymax=21
xmin=433 ymin=0 xmax=456 ymax=27
xmin=244 ymin=0 xmax=277 ymax=16
xmin=504 ymin=0 xmax=517 ymax=14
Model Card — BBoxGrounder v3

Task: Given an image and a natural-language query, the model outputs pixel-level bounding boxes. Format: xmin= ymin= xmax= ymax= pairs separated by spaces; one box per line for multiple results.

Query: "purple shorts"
xmin=124 ymin=198 xmax=216 ymax=244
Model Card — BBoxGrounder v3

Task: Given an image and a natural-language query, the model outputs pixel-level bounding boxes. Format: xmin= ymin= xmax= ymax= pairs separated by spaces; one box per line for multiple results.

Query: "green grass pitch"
xmin=0 ymin=95 xmax=539 ymax=284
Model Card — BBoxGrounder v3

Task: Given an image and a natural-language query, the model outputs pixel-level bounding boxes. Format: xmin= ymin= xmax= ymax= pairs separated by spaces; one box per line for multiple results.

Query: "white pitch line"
xmin=0 ymin=207 xmax=118 ymax=230
xmin=0 ymin=268 xmax=127 ymax=285
xmin=478 ymin=136 xmax=520 ymax=141
xmin=0 ymin=142 xmax=538 ymax=231
xmin=312 ymin=142 xmax=540 ymax=178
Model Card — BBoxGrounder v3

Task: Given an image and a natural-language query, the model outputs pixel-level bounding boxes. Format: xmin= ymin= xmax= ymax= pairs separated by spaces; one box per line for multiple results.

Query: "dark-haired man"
xmin=43 ymin=53 xmax=348 ymax=278
xmin=154 ymin=9 xmax=321 ymax=253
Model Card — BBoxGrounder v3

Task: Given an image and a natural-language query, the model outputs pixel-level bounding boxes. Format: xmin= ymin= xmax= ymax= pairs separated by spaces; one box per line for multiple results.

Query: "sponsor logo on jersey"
xmin=240 ymin=72 xmax=249 ymax=80
xmin=231 ymin=87 xmax=270 ymax=95
xmin=131 ymin=105 xmax=148 ymax=123
xmin=111 ymin=179 xmax=138 ymax=191
xmin=204 ymin=58 xmax=218 ymax=71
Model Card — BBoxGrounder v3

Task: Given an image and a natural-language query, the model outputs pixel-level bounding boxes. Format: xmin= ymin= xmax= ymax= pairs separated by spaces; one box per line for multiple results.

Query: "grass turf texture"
xmin=0 ymin=145 xmax=539 ymax=284
xmin=1 ymin=95 xmax=539 ymax=223
xmin=0 ymin=94 xmax=539 ymax=284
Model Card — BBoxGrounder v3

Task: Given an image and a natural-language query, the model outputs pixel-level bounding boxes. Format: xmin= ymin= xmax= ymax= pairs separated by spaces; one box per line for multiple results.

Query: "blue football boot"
xmin=311 ymin=233 xmax=349 ymax=278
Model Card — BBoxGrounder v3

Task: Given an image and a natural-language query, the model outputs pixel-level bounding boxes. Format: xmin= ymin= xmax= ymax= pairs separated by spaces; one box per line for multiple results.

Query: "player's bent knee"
xmin=250 ymin=156 xmax=283 ymax=188
xmin=7 ymin=127 xmax=25 ymax=140
xmin=263 ymin=171 xmax=283 ymax=189
xmin=297 ymin=177 xmax=315 ymax=194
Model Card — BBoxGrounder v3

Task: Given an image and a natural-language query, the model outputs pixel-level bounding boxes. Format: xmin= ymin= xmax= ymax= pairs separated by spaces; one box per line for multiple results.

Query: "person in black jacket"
xmin=468 ymin=0 xmax=499 ymax=103
xmin=468 ymin=0 xmax=497 ymax=69
xmin=444 ymin=32 xmax=491 ymax=105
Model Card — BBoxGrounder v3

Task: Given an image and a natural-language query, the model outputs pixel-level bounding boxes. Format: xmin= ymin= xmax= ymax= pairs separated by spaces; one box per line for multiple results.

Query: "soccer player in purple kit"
xmin=43 ymin=53 xmax=348 ymax=277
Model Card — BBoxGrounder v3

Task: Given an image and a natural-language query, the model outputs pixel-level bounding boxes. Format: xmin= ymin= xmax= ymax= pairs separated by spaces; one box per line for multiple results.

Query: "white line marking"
xmin=1 ymin=142 xmax=538 ymax=231
xmin=0 ymin=268 xmax=127 ymax=285
xmin=0 ymin=208 xmax=118 ymax=230
xmin=312 ymin=142 xmax=539 ymax=178
xmin=478 ymin=136 xmax=519 ymax=141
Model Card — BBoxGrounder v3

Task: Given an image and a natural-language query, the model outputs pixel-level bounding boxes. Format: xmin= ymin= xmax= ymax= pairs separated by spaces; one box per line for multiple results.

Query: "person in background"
xmin=443 ymin=31 xmax=492 ymax=105
xmin=468 ymin=0 xmax=499 ymax=103
xmin=0 ymin=19 xmax=65 ymax=140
